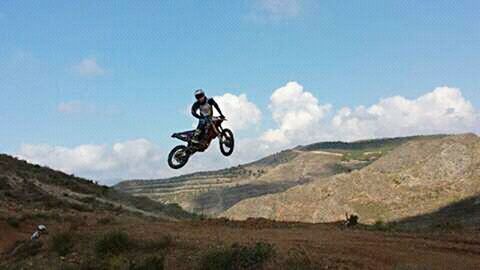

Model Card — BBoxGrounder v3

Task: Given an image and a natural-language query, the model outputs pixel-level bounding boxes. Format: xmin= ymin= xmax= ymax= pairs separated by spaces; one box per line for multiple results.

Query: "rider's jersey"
xmin=199 ymin=100 xmax=213 ymax=117
xmin=191 ymin=98 xmax=223 ymax=119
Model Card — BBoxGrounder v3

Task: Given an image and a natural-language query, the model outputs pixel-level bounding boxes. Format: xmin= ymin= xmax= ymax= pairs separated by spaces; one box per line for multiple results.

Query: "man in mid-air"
xmin=191 ymin=89 xmax=225 ymax=144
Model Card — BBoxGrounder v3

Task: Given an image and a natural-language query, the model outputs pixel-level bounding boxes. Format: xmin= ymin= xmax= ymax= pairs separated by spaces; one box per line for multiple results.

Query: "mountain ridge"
xmin=222 ymin=133 xmax=480 ymax=225
xmin=115 ymin=134 xmax=450 ymax=216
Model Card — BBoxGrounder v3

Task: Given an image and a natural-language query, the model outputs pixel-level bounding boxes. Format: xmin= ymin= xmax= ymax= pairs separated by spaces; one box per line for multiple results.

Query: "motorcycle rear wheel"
xmin=168 ymin=145 xmax=190 ymax=169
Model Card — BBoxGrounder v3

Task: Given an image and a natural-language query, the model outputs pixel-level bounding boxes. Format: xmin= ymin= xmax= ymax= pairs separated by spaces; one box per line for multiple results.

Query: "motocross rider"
xmin=191 ymin=89 xmax=225 ymax=144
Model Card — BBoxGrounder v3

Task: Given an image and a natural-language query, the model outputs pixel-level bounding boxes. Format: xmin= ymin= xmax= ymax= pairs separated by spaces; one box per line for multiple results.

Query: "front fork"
xmin=213 ymin=124 xmax=222 ymax=137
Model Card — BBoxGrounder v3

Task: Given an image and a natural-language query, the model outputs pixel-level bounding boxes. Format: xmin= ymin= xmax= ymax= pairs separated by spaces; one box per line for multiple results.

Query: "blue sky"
xmin=1 ymin=1 xmax=479 ymax=182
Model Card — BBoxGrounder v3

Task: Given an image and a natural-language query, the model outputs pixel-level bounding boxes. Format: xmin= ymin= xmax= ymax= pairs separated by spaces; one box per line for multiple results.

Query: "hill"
xmin=2 ymin=139 xmax=480 ymax=269
xmin=0 ymin=154 xmax=193 ymax=221
xmin=222 ymin=133 xmax=480 ymax=226
xmin=116 ymin=135 xmax=442 ymax=216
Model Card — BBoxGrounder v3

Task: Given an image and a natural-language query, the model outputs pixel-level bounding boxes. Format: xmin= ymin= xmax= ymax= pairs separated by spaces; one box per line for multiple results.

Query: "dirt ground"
xmin=1 ymin=214 xmax=480 ymax=270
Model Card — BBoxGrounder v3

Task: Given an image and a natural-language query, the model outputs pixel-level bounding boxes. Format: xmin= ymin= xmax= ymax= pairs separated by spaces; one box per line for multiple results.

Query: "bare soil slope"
xmin=0 ymin=154 xmax=193 ymax=221
xmin=223 ymin=134 xmax=480 ymax=225
xmin=116 ymin=150 xmax=347 ymax=215
xmin=116 ymin=135 xmax=443 ymax=217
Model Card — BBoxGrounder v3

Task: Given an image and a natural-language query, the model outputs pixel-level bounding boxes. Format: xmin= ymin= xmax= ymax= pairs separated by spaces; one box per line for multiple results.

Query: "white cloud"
xmin=256 ymin=82 xmax=479 ymax=154
xmin=261 ymin=81 xmax=331 ymax=144
xmin=15 ymin=82 xmax=480 ymax=183
xmin=214 ymin=93 xmax=262 ymax=130
xmin=73 ymin=57 xmax=105 ymax=77
xmin=249 ymin=0 xmax=301 ymax=22
xmin=17 ymin=139 xmax=165 ymax=185
xmin=331 ymin=86 xmax=479 ymax=141
xmin=15 ymin=138 xmax=262 ymax=185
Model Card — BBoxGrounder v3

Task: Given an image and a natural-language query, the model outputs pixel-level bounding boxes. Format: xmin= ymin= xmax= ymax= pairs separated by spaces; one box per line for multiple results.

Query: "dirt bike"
xmin=168 ymin=116 xmax=234 ymax=169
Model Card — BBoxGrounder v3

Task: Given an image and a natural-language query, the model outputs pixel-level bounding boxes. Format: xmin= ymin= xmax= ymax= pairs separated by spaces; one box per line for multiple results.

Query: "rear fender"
xmin=172 ymin=130 xmax=195 ymax=142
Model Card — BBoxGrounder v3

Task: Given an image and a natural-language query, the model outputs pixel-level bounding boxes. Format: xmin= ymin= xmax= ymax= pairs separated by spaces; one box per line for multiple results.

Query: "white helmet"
xmin=38 ymin=225 xmax=47 ymax=231
xmin=194 ymin=89 xmax=205 ymax=100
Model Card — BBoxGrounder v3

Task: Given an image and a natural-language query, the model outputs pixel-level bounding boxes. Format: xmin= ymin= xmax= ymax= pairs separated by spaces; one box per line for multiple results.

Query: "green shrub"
xmin=28 ymin=212 xmax=50 ymax=220
xmin=79 ymin=196 xmax=96 ymax=204
xmin=373 ymin=220 xmax=386 ymax=230
xmin=95 ymin=231 xmax=131 ymax=257
xmin=142 ymin=235 xmax=173 ymax=251
xmin=372 ymin=220 xmax=396 ymax=232
xmin=69 ymin=202 xmax=91 ymax=212
xmin=284 ymin=248 xmax=316 ymax=270
xmin=132 ymin=256 xmax=165 ymax=270
xmin=44 ymin=197 xmax=65 ymax=209
xmin=432 ymin=221 xmax=464 ymax=231
xmin=50 ymin=232 xmax=74 ymax=256
xmin=198 ymin=242 xmax=275 ymax=270
xmin=6 ymin=217 xmax=20 ymax=228
xmin=0 ymin=176 xmax=11 ymax=190
xmin=97 ymin=216 xmax=115 ymax=225
xmin=105 ymin=255 xmax=130 ymax=270
xmin=78 ymin=256 xmax=104 ymax=270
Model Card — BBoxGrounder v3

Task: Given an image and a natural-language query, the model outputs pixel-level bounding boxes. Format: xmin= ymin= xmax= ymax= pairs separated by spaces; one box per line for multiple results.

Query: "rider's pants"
xmin=195 ymin=117 xmax=211 ymax=139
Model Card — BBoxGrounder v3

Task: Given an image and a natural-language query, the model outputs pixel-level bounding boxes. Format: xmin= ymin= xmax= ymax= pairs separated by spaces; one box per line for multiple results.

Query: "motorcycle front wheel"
xmin=219 ymin=129 xmax=234 ymax=156
xmin=168 ymin=145 xmax=190 ymax=169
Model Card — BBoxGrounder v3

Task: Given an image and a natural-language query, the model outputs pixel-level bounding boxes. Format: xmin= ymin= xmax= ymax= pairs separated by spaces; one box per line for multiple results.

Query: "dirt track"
xmin=2 ymin=216 xmax=480 ymax=269
xmin=145 ymin=220 xmax=480 ymax=269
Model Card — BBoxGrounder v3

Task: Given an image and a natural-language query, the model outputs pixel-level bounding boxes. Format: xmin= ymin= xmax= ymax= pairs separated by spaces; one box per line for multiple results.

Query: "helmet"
xmin=38 ymin=225 xmax=47 ymax=231
xmin=194 ymin=89 xmax=205 ymax=100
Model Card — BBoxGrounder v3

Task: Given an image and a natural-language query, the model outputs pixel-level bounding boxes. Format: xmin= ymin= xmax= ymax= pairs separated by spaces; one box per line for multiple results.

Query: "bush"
xmin=79 ymin=196 xmax=96 ymax=204
xmin=284 ymin=248 xmax=316 ymax=270
xmin=132 ymin=256 xmax=165 ymax=270
xmin=198 ymin=242 xmax=275 ymax=270
xmin=142 ymin=235 xmax=173 ymax=251
xmin=105 ymin=255 xmax=130 ymax=270
xmin=45 ymin=197 xmax=65 ymax=209
xmin=28 ymin=212 xmax=50 ymax=220
xmin=0 ymin=176 xmax=11 ymax=190
xmin=97 ymin=217 xmax=115 ymax=225
xmin=431 ymin=221 xmax=464 ymax=231
xmin=95 ymin=231 xmax=131 ymax=257
xmin=78 ymin=257 xmax=104 ymax=270
xmin=69 ymin=202 xmax=91 ymax=212
xmin=6 ymin=217 xmax=20 ymax=228
xmin=100 ymin=255 xmax=165 ymax=270
xmin=372 ymin=220 xmax=396 ymax=232
xmin=50 ymin=232 xmax=74 ymax=256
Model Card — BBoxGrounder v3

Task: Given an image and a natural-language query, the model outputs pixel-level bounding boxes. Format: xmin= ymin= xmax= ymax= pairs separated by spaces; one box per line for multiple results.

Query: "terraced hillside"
xmin=116 ymin=150 xmax=346 ymax=215
xmin=116 ymin=135 xmax=441 ymax=216
xmin=222 ymin=133 xmax=480 ymax=225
